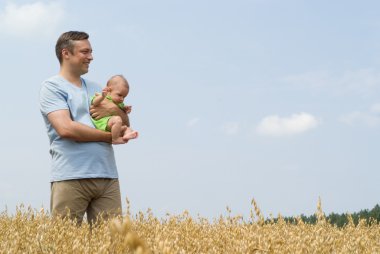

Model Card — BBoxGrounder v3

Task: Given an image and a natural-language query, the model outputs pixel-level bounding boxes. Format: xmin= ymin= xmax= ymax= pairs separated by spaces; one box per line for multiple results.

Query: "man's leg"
xmin=51 ymin=180 xmax=90 ymax=224
xmin=86 ymin=179 xmax=122 ymax=224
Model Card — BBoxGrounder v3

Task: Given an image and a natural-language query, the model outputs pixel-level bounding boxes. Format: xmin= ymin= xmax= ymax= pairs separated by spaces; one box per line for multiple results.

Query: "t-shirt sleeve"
xmin=39 ymin=81 xmax=69 ymax=116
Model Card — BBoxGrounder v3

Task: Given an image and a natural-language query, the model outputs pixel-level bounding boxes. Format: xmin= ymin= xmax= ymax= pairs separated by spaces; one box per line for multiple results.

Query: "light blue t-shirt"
xmin=39 ymin=75 xmax=118 ymax=182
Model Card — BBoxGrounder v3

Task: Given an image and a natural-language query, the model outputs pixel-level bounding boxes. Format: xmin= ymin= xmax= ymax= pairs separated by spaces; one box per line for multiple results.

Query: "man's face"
xmin=67 ymin=39 xmax=93 ymax=75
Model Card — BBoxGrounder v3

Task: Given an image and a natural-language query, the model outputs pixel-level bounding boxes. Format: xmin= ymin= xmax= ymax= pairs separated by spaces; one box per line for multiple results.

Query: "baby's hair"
xmin=107 ymin=75 xmax=129 ymax=88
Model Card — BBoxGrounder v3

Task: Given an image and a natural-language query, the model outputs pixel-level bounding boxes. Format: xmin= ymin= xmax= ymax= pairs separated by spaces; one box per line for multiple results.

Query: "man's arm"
xmin=48 ymin=109 xmax=113 ymax=143
xmin=90 ymin=99 xmax=130 ymax=126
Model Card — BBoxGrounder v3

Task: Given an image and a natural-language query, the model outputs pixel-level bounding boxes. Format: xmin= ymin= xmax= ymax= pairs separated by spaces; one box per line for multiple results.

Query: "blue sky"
xmin=0 ymin=0 xmax=379 ymax=218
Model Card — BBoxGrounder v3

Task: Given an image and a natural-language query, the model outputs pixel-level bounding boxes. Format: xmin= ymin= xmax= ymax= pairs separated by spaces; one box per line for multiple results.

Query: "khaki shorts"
xmin=51 ymin=178 xmax=122 ymax=224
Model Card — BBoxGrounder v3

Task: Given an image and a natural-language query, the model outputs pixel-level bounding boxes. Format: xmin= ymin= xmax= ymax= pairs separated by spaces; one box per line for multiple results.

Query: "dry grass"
xmin=1 ymin=199 xmax=380 ymax=253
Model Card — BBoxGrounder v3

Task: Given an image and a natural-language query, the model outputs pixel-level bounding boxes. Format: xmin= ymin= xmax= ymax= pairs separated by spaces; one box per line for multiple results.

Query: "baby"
xmin=91 ymin=75 xmax=138 ymax=144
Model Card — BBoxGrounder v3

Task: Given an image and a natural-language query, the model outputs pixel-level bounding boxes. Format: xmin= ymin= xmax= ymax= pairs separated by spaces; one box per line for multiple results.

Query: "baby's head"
xmin=106 ymin=75 xmax=129 ymax=104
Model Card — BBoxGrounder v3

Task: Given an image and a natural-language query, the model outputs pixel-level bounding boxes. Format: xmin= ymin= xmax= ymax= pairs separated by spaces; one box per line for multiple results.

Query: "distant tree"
xmin=369 ymin=204 xmax=380 ymax=223
xmin=267 ymin=204 xmax=380 ymax=228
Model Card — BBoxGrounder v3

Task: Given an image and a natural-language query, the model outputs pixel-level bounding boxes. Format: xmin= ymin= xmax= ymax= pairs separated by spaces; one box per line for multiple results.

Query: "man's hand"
xmin=124 ymin=105 xmax=132 ymax=114
xmin=90 ymin=98 xmax=129 ymax=126
xmin=90 ymin=99 xmax=118 ymax=120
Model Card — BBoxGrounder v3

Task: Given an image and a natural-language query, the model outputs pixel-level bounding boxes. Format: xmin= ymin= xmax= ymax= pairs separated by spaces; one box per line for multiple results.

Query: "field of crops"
xmin=1 ymin=199 xmax=379 ymax=253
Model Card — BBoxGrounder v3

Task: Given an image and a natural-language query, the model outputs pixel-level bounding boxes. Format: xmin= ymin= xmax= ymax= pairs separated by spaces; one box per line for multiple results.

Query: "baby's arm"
xmin=92 ymin=87 xmax=109 ymax=106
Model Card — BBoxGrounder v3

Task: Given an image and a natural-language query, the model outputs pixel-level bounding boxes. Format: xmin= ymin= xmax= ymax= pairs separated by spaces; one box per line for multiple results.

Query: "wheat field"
xmin=1 ymin=199 xmax=379 ymax=254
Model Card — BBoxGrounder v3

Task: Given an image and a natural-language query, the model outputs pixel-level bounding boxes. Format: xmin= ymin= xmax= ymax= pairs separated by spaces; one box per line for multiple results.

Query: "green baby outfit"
xmin=91 ymin=95 xmax=124 ymax=131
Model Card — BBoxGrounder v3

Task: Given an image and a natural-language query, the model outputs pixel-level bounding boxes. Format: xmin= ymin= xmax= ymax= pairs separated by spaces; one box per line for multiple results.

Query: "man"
xmin=39 ymin=31 xmax=128 ymax=224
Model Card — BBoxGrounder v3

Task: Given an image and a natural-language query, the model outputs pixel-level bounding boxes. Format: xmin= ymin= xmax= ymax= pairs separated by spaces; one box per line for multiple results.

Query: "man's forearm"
xmin=48 ymin=110 xmax=112 ymax=143
xmin=63 ymin=121 xmax=112 ymax=142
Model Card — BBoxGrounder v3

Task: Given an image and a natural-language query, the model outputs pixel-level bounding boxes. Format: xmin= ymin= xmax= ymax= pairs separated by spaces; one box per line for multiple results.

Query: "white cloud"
xmin=281 ymin=69 xmax=380 ymax=96
xmin=281 ymin=70 xmax=330 ymax=89
xmin=256 ymin=112 xmax=320 ymax=137
xmin=186 ymin=117 xmax=200 ymax=128
xmin=221 ymin=122 xmax=239 ymax=135
xmin=0 ymin=2 xmax=64 ymax=38
xmin=370 ymin=103 xmax=380 ymax=114
xmin=340 ymin=103 xmax=380 ymax=127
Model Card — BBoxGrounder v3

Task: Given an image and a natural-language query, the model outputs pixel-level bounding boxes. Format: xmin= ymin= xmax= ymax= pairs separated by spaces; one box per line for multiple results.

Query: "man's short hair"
xmin=55 ymin=31 xmax=89 ymax=64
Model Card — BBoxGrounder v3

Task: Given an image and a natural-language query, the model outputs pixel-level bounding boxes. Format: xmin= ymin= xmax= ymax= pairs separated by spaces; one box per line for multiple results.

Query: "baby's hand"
xmin=124 ymin=105 xmax=132 ymax=114
xmin=102 ymin=87 xmax=110 ymax=97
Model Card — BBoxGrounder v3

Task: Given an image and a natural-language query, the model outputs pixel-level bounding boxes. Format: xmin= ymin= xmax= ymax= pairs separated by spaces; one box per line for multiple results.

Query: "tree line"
xmin=269 ymin=204 xmax=380 ymax=227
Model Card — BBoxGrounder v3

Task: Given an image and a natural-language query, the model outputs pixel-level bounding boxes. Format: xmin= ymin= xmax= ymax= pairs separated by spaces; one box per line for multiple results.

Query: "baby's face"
xmin=109 ymin=83 xmax=129 ymax=104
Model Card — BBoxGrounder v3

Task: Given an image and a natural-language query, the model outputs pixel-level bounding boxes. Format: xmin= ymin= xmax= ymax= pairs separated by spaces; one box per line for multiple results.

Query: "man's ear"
xmin=62 ymin=48 xmax=70 ymax=60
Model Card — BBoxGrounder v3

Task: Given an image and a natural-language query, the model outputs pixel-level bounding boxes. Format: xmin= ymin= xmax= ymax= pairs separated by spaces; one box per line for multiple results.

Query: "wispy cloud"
xmin=0 ymin=2 xmax=64 ymax=38
xmin=339 ymin=103 xmax=380 ymax=127
xmin=256 ymin=112 xmax=320 ymax=137
xmin=186 ymin=117 xmax=200 ymax=128
xmin=370 ymin=103 xmax=380 ymax=114
xmin=281 ymin=69 xmax=380 ymax=96
xmin=221 ymin=122 xmax=239 ymax=135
